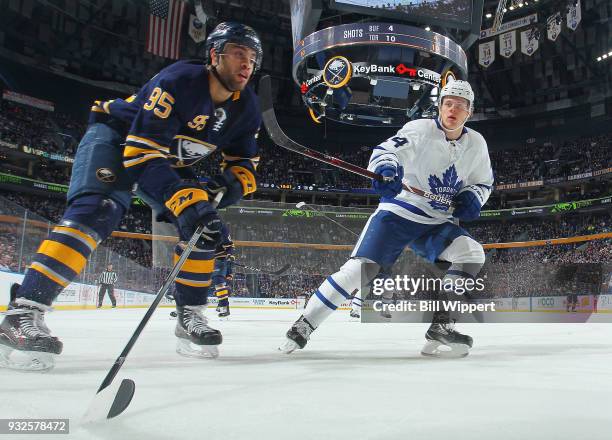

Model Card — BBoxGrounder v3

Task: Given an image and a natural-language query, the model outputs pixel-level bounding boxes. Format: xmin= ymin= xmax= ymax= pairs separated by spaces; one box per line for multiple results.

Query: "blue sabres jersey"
xmin=89 ymin=60 xmax=260 ymax=203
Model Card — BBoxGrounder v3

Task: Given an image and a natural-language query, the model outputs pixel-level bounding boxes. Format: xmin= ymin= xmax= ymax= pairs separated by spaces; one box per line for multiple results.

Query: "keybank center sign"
xmin=352 ymin=62 xmax=442 ymax=86
xmin=301 ymin=62 xmax=443 ymax=88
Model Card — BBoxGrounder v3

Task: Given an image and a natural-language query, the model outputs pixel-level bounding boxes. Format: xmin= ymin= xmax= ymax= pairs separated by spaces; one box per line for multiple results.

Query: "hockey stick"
xmin=83 ymin=193 xmax=223 ymax=422
xmin=234 ymin=262 xmax=291 ymax=276
xmin=258 ymin=75 xmax=455 ymax=210
xmin=295 ymin=202 xmax=361 ymax=239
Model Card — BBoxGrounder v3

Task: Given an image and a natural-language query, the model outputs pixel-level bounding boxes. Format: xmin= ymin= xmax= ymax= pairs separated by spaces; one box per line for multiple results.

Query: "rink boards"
xmin=0 ymin=270 xmax=310 ymax=311
xmin=0 ymin=270 xmax=608 ymax=313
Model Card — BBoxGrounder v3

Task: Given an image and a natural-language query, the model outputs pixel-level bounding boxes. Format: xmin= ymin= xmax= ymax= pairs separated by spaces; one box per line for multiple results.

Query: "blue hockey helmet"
xmin=205 ymin=22 xmax=263 ymax=72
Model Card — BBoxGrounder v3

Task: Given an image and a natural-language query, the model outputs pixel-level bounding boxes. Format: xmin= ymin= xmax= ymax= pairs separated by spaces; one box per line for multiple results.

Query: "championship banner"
xmin=547 ymin=13 xmax=562 ymax=41
xmin=480 ymin=13 xmax=538 ymax=39
xmin=499 ymin=31 xmax=516 ymax=58
xmin=567 ymin=0 xmax=581 ymax=31
xmin=188 ymin=13 xmax=207 ymax=43
xmin=478 ymin=41 xmax=495 ymax=68
xmin=520 ymin=29 xmax=539 ymax=56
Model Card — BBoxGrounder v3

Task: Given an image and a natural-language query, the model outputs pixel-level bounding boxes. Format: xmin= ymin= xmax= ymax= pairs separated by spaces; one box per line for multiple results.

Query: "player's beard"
xmin=218 ymin=69 xmax=250 ymax=92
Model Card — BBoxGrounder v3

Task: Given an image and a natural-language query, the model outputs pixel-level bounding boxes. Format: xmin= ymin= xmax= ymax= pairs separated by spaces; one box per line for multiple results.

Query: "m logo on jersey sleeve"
xmin=428 ymin=165 xmax=463 ymax=211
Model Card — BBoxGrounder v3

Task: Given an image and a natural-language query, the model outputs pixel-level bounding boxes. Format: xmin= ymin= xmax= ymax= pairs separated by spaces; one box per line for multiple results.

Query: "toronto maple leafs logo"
xmin=428 ymin=165 xmax=463 ymax=211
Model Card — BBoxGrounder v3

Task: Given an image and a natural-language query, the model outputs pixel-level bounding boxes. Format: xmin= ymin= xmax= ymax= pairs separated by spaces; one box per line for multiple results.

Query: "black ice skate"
xmin=379 ymin=308 xmax=392 ymax=319
xmin=279 ymin=315 xmax=315 ymax=354
xmin=217 ymin=299 xmax=230 ymax=318
xmin=379 ymin=295 xmax=393 ymax=319
xmin=349 ymin=309 xmax=360 ymax=319
xmin=175 ymin=305 xmax=222 ymax=359
xmin=421 ymin=319 xmax=473 ymax=358
xmin=0 ymin=297 xmax=63 ymax=371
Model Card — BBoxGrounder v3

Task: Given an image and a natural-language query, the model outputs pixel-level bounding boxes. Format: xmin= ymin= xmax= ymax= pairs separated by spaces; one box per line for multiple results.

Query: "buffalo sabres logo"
xmin=323 ymin=56 xmax=352 ymax=89
xmin=96 ymin=168 xmax=116 ymax=183
xmin=441 ymin=71 xmax=456 ymax=88
xmin=174 ymin=136 xmax=217 ymax=167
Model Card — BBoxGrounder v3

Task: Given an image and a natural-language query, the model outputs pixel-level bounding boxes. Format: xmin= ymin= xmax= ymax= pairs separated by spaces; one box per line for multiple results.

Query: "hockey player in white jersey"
xmin=281 ymin=80 xmax=493 ymax=357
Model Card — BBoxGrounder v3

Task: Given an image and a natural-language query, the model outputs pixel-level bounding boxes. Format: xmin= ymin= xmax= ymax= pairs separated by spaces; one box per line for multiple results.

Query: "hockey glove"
xmin=165 ymin=183 xmax=222 ymax=248
xmin=206 ymin=161 xmax=257 ymax=209
xmin=206 ymin=173 xmax=244 ymax=209
xmin=372 ymin=164 xmax=404 ymax=198
xmin=453 ymin=190 xmax=482 ymax=221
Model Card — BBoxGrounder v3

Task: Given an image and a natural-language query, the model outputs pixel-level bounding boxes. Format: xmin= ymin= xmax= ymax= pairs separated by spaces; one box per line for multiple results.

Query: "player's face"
xmin=215 ymin=43 xmax=257 ymax=91
xmin=440 ymin=96 xmax=470 ymax=130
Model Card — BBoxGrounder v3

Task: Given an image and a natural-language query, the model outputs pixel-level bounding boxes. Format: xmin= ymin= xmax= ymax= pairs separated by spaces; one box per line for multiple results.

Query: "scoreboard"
xmin=288 ymin=0 xmax=483 ymax=126
xmin=292 ymin=22 xmax=468 ymax=85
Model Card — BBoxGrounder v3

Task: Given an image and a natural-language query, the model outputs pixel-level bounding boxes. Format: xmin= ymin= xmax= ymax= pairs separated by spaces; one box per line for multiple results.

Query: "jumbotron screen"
xmin=331 ymin=0 xmax=473 ymax=27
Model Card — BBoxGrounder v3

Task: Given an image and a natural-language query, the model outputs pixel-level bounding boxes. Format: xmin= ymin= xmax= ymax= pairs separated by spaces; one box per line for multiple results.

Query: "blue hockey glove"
xmin=206 ymin=174 xmax=243 ymax=209
xmin=165 ymin=183 xmax=222 ymax=248
xmin=453 ymin=190 xmax=482 ymax=221
xmin=207 ymin=163 xmax=257 ymax=209
xmin=372 ymin=164 xmax=404 ymax=198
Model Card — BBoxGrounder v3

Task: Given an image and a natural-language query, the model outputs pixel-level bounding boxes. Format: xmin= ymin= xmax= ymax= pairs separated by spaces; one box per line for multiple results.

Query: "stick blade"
xmin=82 ymin=378 xmax=136 ymax=423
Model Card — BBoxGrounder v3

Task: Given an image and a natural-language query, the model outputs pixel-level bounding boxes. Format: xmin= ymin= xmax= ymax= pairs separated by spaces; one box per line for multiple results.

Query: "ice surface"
xmin=1 ymin=307 xmax=611 ymax=440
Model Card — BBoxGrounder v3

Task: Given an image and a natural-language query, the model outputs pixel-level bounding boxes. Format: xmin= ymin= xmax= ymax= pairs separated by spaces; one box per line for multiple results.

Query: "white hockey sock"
xmin=304 ymin=275 xmax=355 ymax=328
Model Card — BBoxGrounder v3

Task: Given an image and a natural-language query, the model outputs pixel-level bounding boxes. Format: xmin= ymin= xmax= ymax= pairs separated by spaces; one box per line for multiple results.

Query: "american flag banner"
xmin=146 ymin=0 xmax=187 ymax=59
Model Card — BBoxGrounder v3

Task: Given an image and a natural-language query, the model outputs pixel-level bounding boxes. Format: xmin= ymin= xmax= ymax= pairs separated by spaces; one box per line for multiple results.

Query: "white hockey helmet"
xmin=439 ymin=80 xmax=474 ymax=112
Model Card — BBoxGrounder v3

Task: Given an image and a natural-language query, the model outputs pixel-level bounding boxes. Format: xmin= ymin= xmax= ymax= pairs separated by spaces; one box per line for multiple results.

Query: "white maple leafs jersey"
xmin=367 ymin=118 xmax=494 ymax=225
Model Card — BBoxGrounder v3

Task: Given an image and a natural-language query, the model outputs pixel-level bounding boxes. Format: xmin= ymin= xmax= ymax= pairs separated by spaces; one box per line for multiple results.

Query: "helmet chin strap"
xmin=437 ymin=111 xmax=471 ymax=135
xmin=210 ymin=65 xmax=238 ymax=93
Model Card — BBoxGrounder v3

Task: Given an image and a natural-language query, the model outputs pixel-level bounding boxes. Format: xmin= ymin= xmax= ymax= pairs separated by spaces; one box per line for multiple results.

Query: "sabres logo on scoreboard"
xmin=322 ymin=56 xmax=352 ymax=89
xmin=441 ymin=70 xmax=456 ymax=88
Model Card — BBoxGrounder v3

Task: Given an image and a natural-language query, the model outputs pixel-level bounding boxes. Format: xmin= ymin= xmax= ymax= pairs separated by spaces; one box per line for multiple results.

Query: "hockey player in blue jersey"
xmin=281 ymin=80 xmax=494 ymax=358
xmin=213 ymin=225 xmax=235 ymax=318
xmin=0 ymin=22 xmax=263 ymax=370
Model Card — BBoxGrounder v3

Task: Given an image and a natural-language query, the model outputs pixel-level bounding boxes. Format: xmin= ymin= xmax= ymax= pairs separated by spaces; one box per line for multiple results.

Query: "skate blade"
xmin=278 ymin=339 xmax=300 ymax=354
xmin=421 ymin=340 xmax=470 ymax=358
xmin=0 ymin=345 xmax=57 ymax=372
xmin=176 ymin=339 xmax=219 ymax=359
